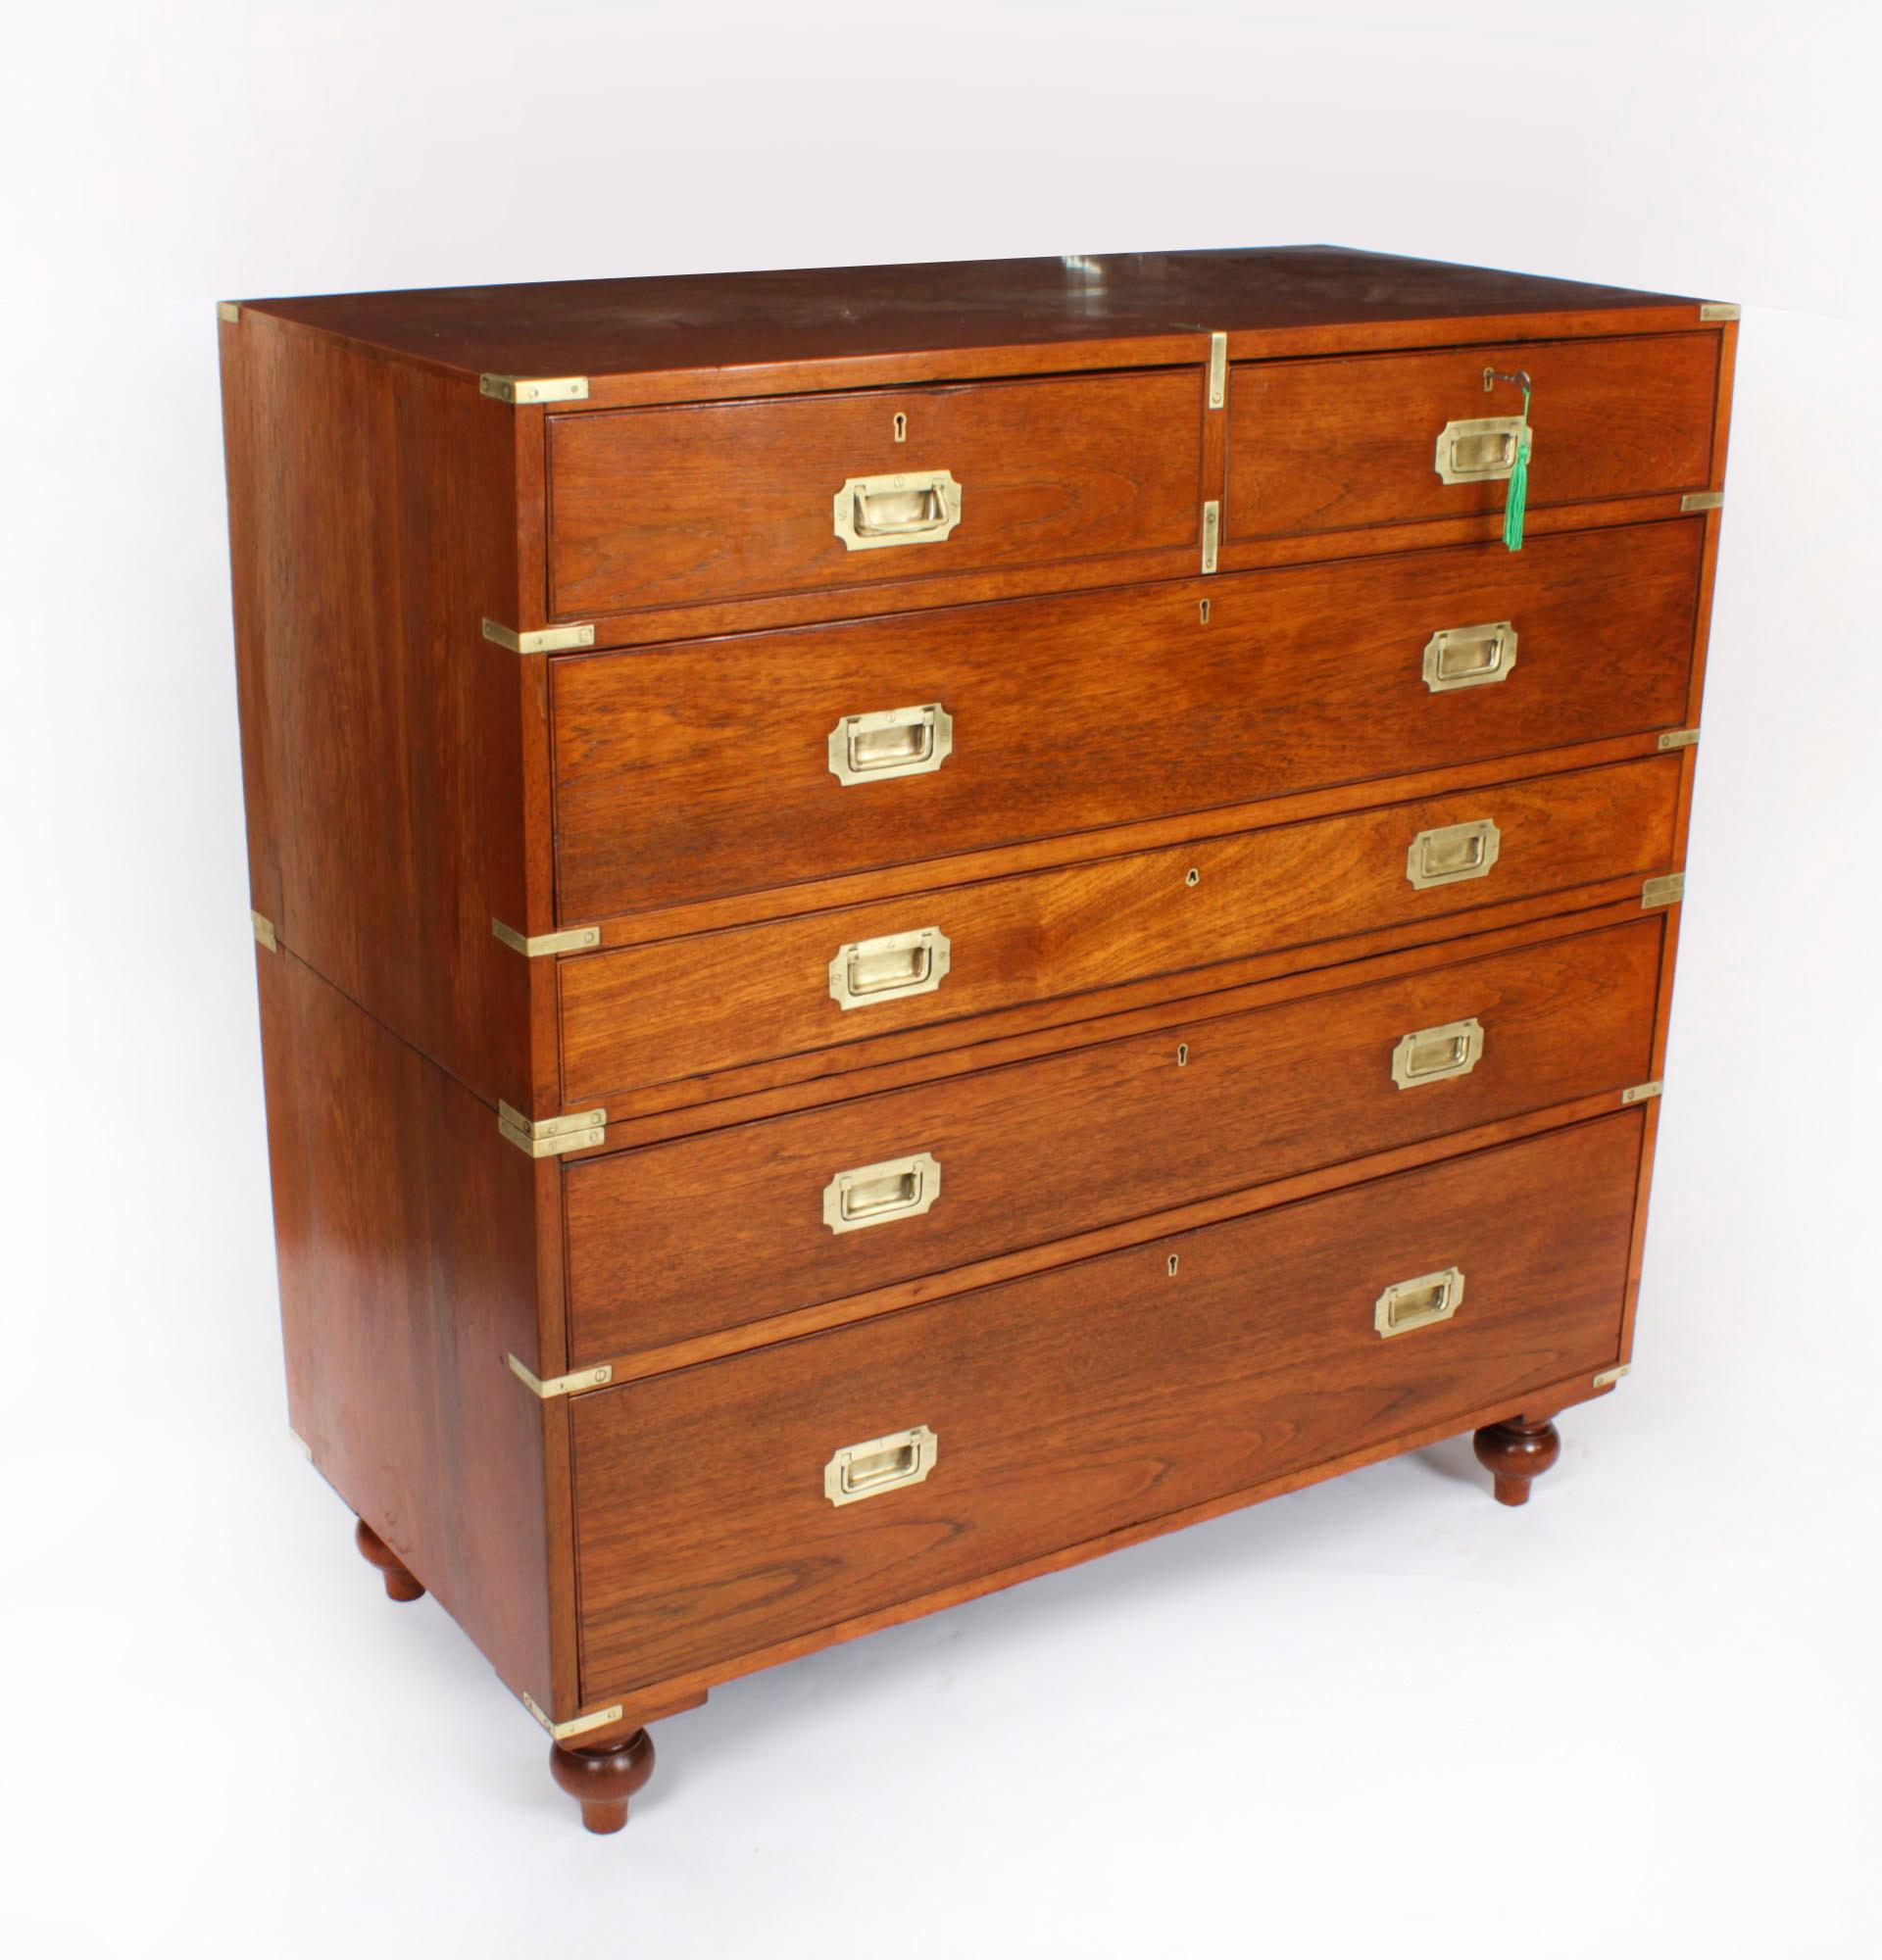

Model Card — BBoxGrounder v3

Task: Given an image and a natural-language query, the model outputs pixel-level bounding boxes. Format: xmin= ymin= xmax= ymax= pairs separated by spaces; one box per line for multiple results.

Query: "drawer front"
xmin=1227 ymin=334 xmax=1717 ymax=543
xmin=572 ymin=1112 xmax=1642 ymax=1693
xmin=547 ymin=369 xmax=1205 ymax=618
xmin=565 ymin=917 xmax=1661 ymax=1360
xmin=551 ymin=519 xmax=1702 ymax=921
xmin=558 ymin=756 xmax=1680 ymax=1104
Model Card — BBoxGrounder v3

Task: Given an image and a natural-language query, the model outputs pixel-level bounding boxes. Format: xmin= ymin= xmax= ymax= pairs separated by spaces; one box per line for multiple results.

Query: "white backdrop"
xmin=6 ymin=3 xmax=1880 ymax=1953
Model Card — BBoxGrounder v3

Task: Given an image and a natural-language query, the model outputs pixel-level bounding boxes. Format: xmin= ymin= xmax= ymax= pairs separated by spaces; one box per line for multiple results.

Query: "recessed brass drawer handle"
xmin=824 ymin=1424 xmax=939 ymax=1505
xmin=832 ymin=470 xmax=964 ymax=551
xmin=827 ymin=703 xmax=954 ymax=784
xmin=1374 ymin=1266 xmax=1466 ymax=1339
xmin=822 ymin=1152 xmax=942 ymax=1234
xmin=828 ymin=926 xmax=952 ymax=1009
xmin=1434 ymin=416 xmax=1525 ymax=485
xmin=1406 ymin=817 xmax=1501 ymax=891
xmin=1391 ymin=1016 xmax=1485 ymax=1089
xmin=1423 ymin=620 xmax=1518 ymax=691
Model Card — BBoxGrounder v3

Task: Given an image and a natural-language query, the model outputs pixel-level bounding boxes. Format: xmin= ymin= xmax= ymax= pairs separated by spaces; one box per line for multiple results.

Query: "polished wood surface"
xmin=549 ymin=1732 xmax=655 ymax=1835
xmin=550 ymin=519 xmax=1702 ymax=920
xmin=258 ymin=952 xmax=554 ymax=1705
xmin=220 ymin=315 xmax=535 ymax=1111
xmin=221 ymin=249 xmax=1732 ymax=1824
xmin=548 ymin=368 xmax=1205 ymax=617
xmin=573 ymin=1113 xmax=1641 ymax=1694
xmin=239 ymin=247 xmax=1701 ymax=384
xmin=557 ymin=756 xmax=1681 ymax=1103
xmin=564 ymin=917 xmax=1659 ymax=1360
xmin=1473 ymin=1414 xmax=1563 ymax=1505
xmin=1227 ymin=333 xmax=1717 ymax=541
xmin=355 ymin=1519 xmax=425 ymax=1602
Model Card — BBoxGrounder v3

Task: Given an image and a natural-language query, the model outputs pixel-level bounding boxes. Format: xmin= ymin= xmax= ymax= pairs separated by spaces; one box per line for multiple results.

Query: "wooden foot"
xmin=1472 ymin=1414 xmax=1561 ymax=1506
xmin=549 ymin=1730 xmax=656 ymax=1836
xmin=354 ymin=1518 xmax=425 ymax=1601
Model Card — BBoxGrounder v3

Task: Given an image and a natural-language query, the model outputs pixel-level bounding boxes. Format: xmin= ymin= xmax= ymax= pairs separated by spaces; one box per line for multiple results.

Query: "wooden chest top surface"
xmin=236 ymin=245 xmax=1701 ymax=379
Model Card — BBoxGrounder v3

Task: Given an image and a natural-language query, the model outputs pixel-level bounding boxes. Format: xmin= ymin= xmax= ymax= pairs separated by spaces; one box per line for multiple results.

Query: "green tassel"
xmin=1503 ymin=386 xmax=1531 ymax=552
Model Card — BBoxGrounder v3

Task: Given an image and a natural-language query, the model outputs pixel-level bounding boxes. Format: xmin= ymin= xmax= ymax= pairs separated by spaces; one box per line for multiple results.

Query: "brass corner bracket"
xmin=478 ymin=374 xmax=590 ymax=406
xmin=497 ymin=1101 xmax=608 ymax=1158
xmin=505 ymin=1352 xmax=615 ymax=1398
xmin=520 ymin=1691 xmax=625 ymax=1742
xmin=491 ymin=917 xmax=601 ymax=957
xmin=218 ymin=301 xmax=242 ymax=323
xmin=251 ymin=909 xmax=278 ymax=953
xmin=1658 ymin=727 xmax=1700 ymax=751
xmin=1681 ymin=491 xmax=1724 ymax=514
xmin=1642 ymin=873 xmax=1686 ymax=909
xmin=1593 ymin=1363 xmax=1632 ymax=1389
xmin=1699 ymin=302 xmax=1741 ymax=321
xmin=1622 ymin=1080 xmax=1664 ymax=1104
xmin=480 ymin=617 xmax=596 ymax=656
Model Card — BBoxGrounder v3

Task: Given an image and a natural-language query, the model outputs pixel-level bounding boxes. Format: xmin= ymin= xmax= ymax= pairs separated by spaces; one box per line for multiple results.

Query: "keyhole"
xmin=1185 ymin=867 xmax=1200 ymax=887
xmin=1167 ymin=1254 xmax=1180 ymax=1277
xmin=1176 ymin=1043 xmax=1189 ymax=1067
xmin=893 ymin=413 xmax=908 ymax=443
xmin=1199 ymin=598 xmax=1211 ymax=624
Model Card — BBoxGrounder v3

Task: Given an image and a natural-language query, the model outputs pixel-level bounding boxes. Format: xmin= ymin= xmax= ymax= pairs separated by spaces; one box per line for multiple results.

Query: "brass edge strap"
xmin=480 ymin=617 xmax=596 ymax=656
xmin=505 ymin=1352 xmax=615 ymax=1399
xmin=491 ymin=917 xmax=602 ymax=956
xmin=496 ymin=1102 xmax=609 ymax=1159
xmin=1642 ymin=872 xmax=1686 ymax=909
xmin=1592 ymin=1363 xmax=1632 ymax=1389
xmin=251 ymin=909 xmax=278 ymax=953
xmin=478 ymin=374 xmax=590 ymax=405
xmin=1657 ymin=727 xmax=1700 ymax=751
xmin=1621 ymin=1079 xmax=1663 ymax=1104
xmin=520 ymin=1691 xmax=625 ymax=1742
xmin=1207 ymin=331 xmax=1227 ymax=408
xmin=1680 ymin=491 xmax=1724 ymax=513
xmin=1698 ymin=302 xmax=1741 ymax=321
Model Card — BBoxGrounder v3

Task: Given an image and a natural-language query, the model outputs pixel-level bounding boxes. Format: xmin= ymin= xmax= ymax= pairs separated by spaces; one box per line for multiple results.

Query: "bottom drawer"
xmin=572 ymin=1113 xmax=1643 ymax=1695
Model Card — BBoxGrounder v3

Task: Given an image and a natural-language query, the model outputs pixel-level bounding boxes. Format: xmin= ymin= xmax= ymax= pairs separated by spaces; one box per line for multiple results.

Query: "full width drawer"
xmin=558 ymin=755 xmax=1681 ymax=1104
xmin=565 ymin=916 xmax=1661 ymax=1361
xmin=551 ymin=519 xmax=1702 ymax=921
xmin=546 ymin=369 xmax=1206 ymax=618
xmin=1227 ymin=333 xmax=1717 ymax=543
xmin=572 ymin=1112 xmax=1642 ymax=1693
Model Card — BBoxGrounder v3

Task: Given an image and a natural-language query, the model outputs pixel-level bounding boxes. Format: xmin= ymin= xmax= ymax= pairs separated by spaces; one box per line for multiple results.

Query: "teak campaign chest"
xmin=219 ymin=247 xmax=1736 ymax=1834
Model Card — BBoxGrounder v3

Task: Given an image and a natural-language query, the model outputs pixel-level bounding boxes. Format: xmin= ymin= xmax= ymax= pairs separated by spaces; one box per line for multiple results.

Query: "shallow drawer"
xmin=572 ymin=1111 xmax=1641 ymax=1693
xmin=1227 ymin=333 xmax=1717 ymax=543
xmin=565 ymin=916 xmax=1660 ymax=1360
xmin=558 ymin=755 xmax=1680 ymax=1105
xmin=551 ymin=519 xmax=1702 ymax=920
xmin=546 ymin=368 xmax=1205 ymax=618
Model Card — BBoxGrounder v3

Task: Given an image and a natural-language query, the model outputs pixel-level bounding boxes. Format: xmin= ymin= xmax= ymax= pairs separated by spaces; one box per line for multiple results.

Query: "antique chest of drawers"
xmin=219 ymin=247 xmax=1736 ymax=1833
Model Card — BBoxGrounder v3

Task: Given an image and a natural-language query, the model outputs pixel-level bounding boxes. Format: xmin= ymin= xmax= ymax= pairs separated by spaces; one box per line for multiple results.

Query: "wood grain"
xmin=564 ymin=916 xmax=1660 ymax=1360
xmin=557 ymin=756 xmax=1683 ymax=1105
xmin=550 ymin=519 xmax=1702 ymax=919
xmin=571 ymin=1113 xmax=1643 ymax=1693
xmin=237 ymin=245 xmax=1702 ymax=387
xmin=258 ymin=951 xmax=554 ymax=1706
xmin=220 ymin=313 xmax=535 ymax=1110
xmin=546 ymin=368 xmax=1205 ymax=616
xmin=1227 ymin=333 xmax=1717 ymax=540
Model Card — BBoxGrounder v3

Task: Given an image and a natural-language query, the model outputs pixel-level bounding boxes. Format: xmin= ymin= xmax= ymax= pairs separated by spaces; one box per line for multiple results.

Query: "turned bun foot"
xmin=1472 ymin=1414 xmax=1561 ymax=1506
xmin=354 ymin=1519 xmax=425 ymax=1601
xmin=549 ymin=1730 xmax=656 ymax=1835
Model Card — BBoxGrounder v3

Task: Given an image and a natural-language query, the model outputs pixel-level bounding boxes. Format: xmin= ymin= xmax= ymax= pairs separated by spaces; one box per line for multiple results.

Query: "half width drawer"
xmin=556 ymin=755 xmax=1682 ymax=1105
xmin=1227 ymin=333 xmax=1718 ymax=543
xmin=550 ymin=519 xmax=1703 ymax=920
xmin=564 ymin=915 xmax=1662 ymax=1361
xmin=546 ymin=368 xmax=1206 ymax=618
xmin=571 ymin=1112 xmax=1643 ymax=1694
